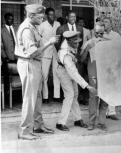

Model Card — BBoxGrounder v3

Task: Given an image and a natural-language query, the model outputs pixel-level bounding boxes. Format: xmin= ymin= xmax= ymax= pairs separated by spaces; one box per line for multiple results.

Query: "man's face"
xmin=5 ymin=15 xmax=14 ymax=26
xmin=103 ymin=19 xmax=111 ymax=31
xmin=32 ymin=13 xmax=44 ymax=25
xmin=47 ymin=11 xmax=55 ymax=22
xmin=95 ymin=26 xmax=104 ymax=38
xmin=68 ymin=36 xmax=79 ymax=49
xmin=68 ymin=13 xmax=76 ymax=25
xmin=78 ymin=19 xmax=84 ymax=27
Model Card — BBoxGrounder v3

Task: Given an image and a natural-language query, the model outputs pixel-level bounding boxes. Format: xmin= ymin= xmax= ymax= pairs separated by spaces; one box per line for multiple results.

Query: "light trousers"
xmin=56 ymin=65 xmax=81 ymax=125
xmin=42 ymin=54 xmax=60 ymax=99
xmin=17 ymin=59 xmax=43 ymax=134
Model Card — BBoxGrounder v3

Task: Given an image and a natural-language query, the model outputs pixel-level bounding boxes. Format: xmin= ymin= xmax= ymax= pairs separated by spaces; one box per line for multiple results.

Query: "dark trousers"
xmin=1 ymin=59 xmax=17 ymax=103
xmin=88 ymin=77 xmax=108 ymax=125
xmin=77 ymin=61 xmax=89 ymax=104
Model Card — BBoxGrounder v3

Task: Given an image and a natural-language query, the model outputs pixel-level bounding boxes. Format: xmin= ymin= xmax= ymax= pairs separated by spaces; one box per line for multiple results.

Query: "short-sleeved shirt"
xmin=16 ymin=18 xmax=43 ymax=58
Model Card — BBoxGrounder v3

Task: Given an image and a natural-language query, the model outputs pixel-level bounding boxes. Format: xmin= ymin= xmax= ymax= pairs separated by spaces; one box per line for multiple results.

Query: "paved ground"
xmin=1 ymin=103 xmax=121 ymax=153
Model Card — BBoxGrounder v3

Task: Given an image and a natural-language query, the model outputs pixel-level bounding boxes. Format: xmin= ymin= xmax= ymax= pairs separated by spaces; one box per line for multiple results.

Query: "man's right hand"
xmin=86 ymin=85 xmax=97 ymax=95
xmin=49 ymin=35 xmax=60 ymax=45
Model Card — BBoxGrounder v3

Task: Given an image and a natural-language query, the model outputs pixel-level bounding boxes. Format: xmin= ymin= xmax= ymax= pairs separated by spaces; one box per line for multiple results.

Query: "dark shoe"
xmin=33 ymin=126 xmax=54 ymax=134
xmin=43 ymin=99 xmax=49 ymax=103
xmin=106 ymin=115 xmax=119 ymax=120
xmin=96 ymin=123 xmax=107 ymax=131
xmin=53 ymin=98 xmax=62 ymax=103
xmin=18 ymin=133 xmax=40 ymax=140
xmin=88 ymin=124 xmax=95 ymax=130
xmin=56 ymin=124 xmax=69 ymax=131
xmin=74 ymin=120 xmax=88 ymax=128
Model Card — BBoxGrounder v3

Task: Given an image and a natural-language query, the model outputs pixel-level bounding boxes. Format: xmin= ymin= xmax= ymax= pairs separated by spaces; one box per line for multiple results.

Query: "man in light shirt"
xmin=38 ymin=8 xmax=60 ymax=103
xmin=103 ymin=17 xmax=120 ymax=121
xmin=56 ymin=31 xmax=96 ymax=131
xmin=16 ymin=4 xmax=58 ymax=140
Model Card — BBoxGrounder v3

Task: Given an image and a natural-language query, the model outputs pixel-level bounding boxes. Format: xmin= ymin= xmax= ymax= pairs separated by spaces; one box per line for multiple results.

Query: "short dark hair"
xmin=4 ymin=13 xmax=13 ymax=20
xmin=67 ymin=10 xmax=76 ymax=16
xmin=45 ymin=7 xmax=55 ymax=15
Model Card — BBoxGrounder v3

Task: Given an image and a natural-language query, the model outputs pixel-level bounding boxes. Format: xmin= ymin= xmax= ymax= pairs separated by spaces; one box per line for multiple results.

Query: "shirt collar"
xmin=67 ymin=23 xmax=76 ymax=31
xmin=47 ymin=20 xmax=55 ymax=27
xmin=68 ymin=22 xmax=76 ymax=27
xmin=5 ymin=24 xmax=13 ymax=29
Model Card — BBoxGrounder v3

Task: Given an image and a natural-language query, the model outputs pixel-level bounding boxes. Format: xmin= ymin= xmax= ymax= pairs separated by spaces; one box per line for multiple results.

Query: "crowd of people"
xmin=1 ymin=3 xmax=121 ymax=140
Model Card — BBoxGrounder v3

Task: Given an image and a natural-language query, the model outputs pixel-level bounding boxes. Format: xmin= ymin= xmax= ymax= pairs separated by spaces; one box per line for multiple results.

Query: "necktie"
xmin=72 ymin=25 xmax=74 ymax=31
xmin=9 ymin=26 xmax=15 ymax=47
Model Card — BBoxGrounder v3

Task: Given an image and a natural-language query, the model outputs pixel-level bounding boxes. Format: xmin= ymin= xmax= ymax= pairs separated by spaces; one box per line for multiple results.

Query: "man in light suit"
xmin=56 ymin=31 xmax=97 ymax=131
xmin=38 ymin=8 xmax=61 ymax=103
xmin=16 ymin=4 xmax=58 ymax=140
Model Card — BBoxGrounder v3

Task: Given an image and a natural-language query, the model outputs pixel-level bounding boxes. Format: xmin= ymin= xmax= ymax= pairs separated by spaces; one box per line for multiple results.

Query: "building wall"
xmin=25 ymin=0 xmax=62 ymax=17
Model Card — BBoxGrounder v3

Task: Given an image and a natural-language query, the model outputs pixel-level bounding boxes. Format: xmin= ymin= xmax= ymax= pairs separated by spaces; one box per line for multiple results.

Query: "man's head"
xmin=67 ymin=11 xmax=76 ymax=25
xmin=26 ymin=4 xmax=45 ymax=25
xmin=77 ymin=17 xmax=85 ymax=27
xmin=45 ymin=7 xmax=55 ymax=23
xmin=4 ymin=13 xmax=14 ymax=26
xmin=103 ymin=17 xmax=112 ymax=32
xmin=63 ymin=31 xmax=81 ymax=49
xmin=94 ymin=23 xmax=105 ymax=38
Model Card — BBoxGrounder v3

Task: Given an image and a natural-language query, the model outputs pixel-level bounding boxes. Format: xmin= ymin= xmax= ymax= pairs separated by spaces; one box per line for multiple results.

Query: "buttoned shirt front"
xmin=67 ymin=23 xmax=77 ymax=31
xmin=38 ymin=20 xmax=60 ymax=58
xmin=16 ymin=18 xmax=43 ymax=59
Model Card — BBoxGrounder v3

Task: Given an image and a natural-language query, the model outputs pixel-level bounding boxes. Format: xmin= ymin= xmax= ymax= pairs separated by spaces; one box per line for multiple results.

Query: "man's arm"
xmin=21 ymin=29 xmax=58 ymax=58
xmin=64 ymin=54 xmax=97 ymax=94
xmin=64 ymin=55 xmax=88 ymax=89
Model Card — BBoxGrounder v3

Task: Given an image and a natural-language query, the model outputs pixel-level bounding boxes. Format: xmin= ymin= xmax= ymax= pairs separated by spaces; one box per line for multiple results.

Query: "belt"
xmin=18 ymin=56 xmax=41 ymax=62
